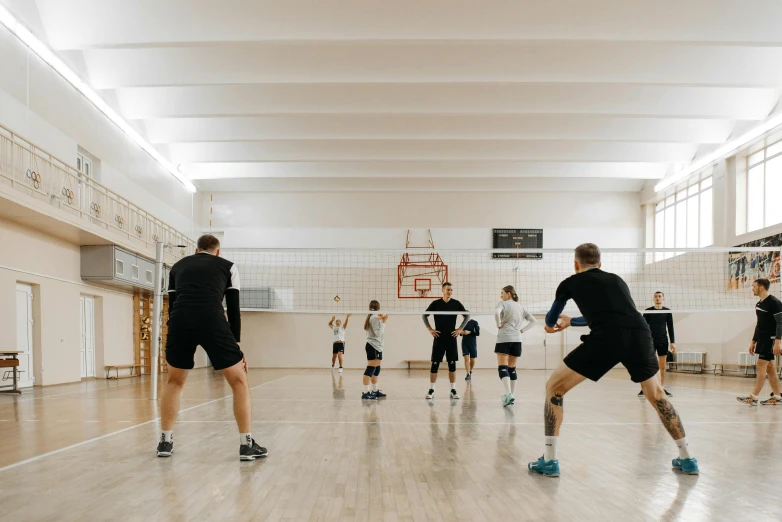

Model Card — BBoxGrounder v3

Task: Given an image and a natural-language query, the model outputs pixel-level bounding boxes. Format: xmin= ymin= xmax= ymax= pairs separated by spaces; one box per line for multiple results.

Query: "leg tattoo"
xmin=653 ymin=398 xmax=686 ymax=440
xmin=544 ymin=394 xmax=563 ymax=436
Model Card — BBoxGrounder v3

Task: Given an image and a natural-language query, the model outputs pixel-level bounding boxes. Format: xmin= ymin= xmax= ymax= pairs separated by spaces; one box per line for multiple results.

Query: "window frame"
xmin=743 ymin=139 xmax=782 ymax=233
xmin=653 ymin=176 xmax=713 ymax=260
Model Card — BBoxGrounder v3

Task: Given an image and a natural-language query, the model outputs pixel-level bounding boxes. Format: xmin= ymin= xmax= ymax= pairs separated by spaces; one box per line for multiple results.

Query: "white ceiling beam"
xmin=183 ymin=161 xmax=667 ymax=180
xmin=168 ymin=140 xmax=697 ymax=163
xmin=116 ymin=84 xmax=780 ymax=120
xmin=84 ymin=42 xmax=782 ymax=88
xmin=193 ymin=176 xmax=646 ymax=193
xmin=36 ymin=0 xmax=782 ymax=49
xmin=145 ymin=115 xmax=734 ymax=143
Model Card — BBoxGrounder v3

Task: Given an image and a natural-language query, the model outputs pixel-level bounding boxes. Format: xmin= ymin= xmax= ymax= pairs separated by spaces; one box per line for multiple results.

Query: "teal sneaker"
xmin=672 ymin=457 xmax=699 ymax=475
xmin=528 ymin=456 xmax=560 ymax=477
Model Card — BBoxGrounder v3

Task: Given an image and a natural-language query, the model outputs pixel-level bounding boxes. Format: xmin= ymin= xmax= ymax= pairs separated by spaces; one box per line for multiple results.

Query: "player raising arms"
xmin=528 ymin=243 xmax=698 ymax=477
xmin=362 ymin=301 xmax=388 ymax=400
xmin=328 ymin=314 xmax=351 ymax=373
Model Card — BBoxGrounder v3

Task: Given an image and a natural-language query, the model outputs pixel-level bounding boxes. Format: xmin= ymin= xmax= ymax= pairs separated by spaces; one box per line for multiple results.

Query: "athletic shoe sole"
xmin=240 ymin=453 xmax=268 ymax=461
xmin=157 ymin=451 xmax=172 ymax=457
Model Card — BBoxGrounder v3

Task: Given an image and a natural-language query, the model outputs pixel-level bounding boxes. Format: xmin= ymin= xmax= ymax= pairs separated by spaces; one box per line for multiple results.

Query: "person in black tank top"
xmin=157 ymin=234 xmax=267 ymax=462
xmin=736 ymin=278 xmax=782 ymax=405
xmin=527 ymin=243 xmax=698 ymax=478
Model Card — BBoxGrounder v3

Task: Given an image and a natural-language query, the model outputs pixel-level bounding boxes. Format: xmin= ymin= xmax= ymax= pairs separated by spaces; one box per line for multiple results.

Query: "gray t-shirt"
xmin=495 ymin=300 xmax=537 ymax=343
xmin=366 ymin=315 xmax=384 ymax=351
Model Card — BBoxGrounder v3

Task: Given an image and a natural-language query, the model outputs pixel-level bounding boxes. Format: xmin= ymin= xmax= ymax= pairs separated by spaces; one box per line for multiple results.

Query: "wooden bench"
xmin=105 ymin=364 xmax=142 ymax=379
xmin=712 ymin=363 xmax=757 ymax=377
xmin=404 ymin=360 xmax=430 ymax=371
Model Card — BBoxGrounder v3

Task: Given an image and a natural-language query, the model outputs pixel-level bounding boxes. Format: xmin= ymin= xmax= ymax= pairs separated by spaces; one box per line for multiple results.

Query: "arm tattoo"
xmin=653 ymin=398 xmax=686 ymax=439
xmin=544 ymin=394 xmax=563 ymax=436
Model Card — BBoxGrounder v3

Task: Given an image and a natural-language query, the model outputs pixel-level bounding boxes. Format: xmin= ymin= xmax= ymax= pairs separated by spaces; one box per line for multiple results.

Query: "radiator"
xmin=738 ymin=352 xmax=759 ymax=375
xmin=672 ymin=352 xmax=706 ymax=373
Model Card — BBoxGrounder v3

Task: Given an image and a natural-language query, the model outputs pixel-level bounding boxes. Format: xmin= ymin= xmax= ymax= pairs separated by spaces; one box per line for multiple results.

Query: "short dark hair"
xmin=654 ymin=291 xmax=664 ymax=297
xmin=442 ymin=282 xmax=453 ymax=289
xmin=197 ymin=234 xmax=221 ymax=252
xmin=574 ymin=243 xmax=601 ymax=266
xmin=755 ymin=278 xmax=770 ymax=290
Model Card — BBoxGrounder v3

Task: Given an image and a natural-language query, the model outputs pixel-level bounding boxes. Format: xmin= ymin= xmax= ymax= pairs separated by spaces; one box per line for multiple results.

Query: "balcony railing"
xmin=0 ymin=123 xmax=195 ymax=259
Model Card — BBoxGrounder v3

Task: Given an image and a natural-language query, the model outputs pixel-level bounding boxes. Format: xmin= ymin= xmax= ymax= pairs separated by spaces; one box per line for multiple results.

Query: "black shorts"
xmin=494 ymin=342 xmax=522 ymax=357
xmin=166 ymin=317 xmax=243 ymax=371
xmin=333 ymin=342 xmax=345 ymax=354
xmin=564 ymin=328 xmax=659 ymax=383
xmin=365 ymin=343 xmax=383 ymax=361
xmin=653 ymin=340 xmax=669 ymax=357
xmin=756 ymin=338 xmax=777 ymax=362
xmin=462 ymin=342 xmax=477 ymax=358
xmin=432 ymin=336 xmax=459 ymax=363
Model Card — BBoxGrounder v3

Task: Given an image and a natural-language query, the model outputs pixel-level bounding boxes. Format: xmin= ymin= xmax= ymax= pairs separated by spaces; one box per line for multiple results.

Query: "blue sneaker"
xmin=373 ymin=390 xmax=387 ymax=399
xmin=672 ymin=457 xmax=699 ymax=475
xmin=528 ymin=456 xmax=560 ymax=477
xmin=361 ymin=391 xmax=376 ymax=400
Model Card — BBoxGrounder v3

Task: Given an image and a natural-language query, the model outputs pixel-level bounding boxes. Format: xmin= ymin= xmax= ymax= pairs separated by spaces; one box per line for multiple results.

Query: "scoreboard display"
xmin=492 ymin=229 xmax=543 ymax=259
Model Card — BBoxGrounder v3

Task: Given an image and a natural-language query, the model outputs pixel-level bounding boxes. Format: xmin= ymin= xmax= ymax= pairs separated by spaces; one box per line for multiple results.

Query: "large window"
xmin=744 ymin=140 xmax=782 ymax=233
xmin=654 ymin=177 xmax=713 ymax=260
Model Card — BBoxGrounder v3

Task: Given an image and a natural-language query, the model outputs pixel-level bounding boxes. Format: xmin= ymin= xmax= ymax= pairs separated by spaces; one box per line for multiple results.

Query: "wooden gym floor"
xmin=0 ymin=368 xmax=780 ymax=521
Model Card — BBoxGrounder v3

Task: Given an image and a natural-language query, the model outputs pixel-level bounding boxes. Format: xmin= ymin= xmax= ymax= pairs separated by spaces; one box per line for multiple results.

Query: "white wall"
xmin=0 ymin=25 xmax=195 ymax=236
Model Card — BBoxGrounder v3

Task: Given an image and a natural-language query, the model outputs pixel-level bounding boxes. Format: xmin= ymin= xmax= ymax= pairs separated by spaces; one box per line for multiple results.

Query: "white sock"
xmin=450 ymin=383 xmax=456 ymax=391
xmin=372 ymin=382 xmax=378 ymax=392
xmin=161 ymin=430 xmax=173 ymax=443
xmin=510 ymin=380 xmax=517 ymax=394
xmin=429 ymin=383 xmax=435 ymax=391
xmin=501 ymin=376 xmax=511 ymax=394
xmin=674 ymin=437 xmax=692 ymax=459
xmin=364 ymin=384 xmax=370 ymax=392
xmin=240 ymin=433 xmax=252 ymax=446
xmin=544 ymin=436 xmax=558 ymax=461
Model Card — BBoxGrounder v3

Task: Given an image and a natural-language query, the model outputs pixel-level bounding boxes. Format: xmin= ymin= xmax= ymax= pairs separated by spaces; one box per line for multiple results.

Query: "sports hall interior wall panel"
xmin=0 ymin=216 xmax=157 ymax=385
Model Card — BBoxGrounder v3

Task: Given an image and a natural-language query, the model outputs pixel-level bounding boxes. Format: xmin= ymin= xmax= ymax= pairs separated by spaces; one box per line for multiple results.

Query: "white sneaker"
xmin=426 ymin=389 xmax=434 ymax=399
xmin=338 ymin=367 xmax=343 ymax=374
xmin=502 ymin=393 xmax=515 ymax=407
xmin=450 ymin=389 xmax=460 ymax=400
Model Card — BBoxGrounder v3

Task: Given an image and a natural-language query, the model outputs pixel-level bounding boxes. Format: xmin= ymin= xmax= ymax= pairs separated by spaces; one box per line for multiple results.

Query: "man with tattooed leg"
xmin=529 ymin=243 xmax=699 ymax=477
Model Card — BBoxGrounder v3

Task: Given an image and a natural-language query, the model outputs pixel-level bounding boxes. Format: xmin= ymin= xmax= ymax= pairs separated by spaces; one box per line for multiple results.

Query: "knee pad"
xmin=430 ymin=361 xmax=440 ymax=374
xmin=498 ymin=365 xmax=509 ymax=379
xmin=364 ymin=366 xmax=375 ymax=377
xmin=374 ymin=366 xmax=381 ymax=376
xmin=447 ymin=360 xmax=457 ymax=373
xmin=508 ymin=367 xmax=518 ymax=381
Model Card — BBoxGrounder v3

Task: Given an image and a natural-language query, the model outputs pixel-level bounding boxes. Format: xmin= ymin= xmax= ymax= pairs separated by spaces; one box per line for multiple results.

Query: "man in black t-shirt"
xmin=638 ymin=292 xmax=676 ymax=398
xmin=736 ymin=278 xmax=782 ymax=406
xmin=422 ymin=282 xmax=470 ymax=400
xmin=157 ymin=234 xmax=266 ymax=462
xmin=527 ymin=243 xmax=698 ymax=478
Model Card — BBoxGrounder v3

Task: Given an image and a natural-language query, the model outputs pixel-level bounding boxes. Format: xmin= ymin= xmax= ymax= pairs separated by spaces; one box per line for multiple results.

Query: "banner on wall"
xmin=727 ymin=232 xmax=782 ymax=289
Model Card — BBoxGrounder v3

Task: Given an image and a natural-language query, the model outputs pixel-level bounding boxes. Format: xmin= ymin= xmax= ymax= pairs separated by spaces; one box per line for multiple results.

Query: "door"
xmin=80 ymin=296 xmax=96 ymax=378
xmin=14 ymin=284 xmax=34 ymax=388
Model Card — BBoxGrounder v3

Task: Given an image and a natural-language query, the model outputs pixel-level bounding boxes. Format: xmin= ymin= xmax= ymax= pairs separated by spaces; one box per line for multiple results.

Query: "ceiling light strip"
xmin=654 ymin=111 xmax=782 ymax=193
xmin=0 ymin=6 xmax=196 ymax=193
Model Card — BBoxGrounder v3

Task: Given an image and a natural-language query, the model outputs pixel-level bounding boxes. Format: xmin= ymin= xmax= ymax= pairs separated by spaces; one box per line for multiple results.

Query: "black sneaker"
xmin=373 ymin=390 xmax=387 ymax=398
xmin=465 ymin=373 xmax=471 ymax=381
xmin=157 ymin=438 xmax=173 ymax=457
xmin=240 ymin=439 xmax=268 ymax=461
xmin=637 ymin=390 xmax=644 ymax=397
xmin=450 ymin=389 xmax=460 ymax=400
xmin=664 ymin=389 xmax=673 ymax=397
xmin=361 ymin=391 xmax=377 ymax=400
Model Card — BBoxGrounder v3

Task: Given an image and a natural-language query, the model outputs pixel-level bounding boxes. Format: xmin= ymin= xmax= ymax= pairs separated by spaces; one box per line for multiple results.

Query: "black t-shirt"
xmin=754 ymin=294 xmax=782 ymax=341
xmin=425 ymin=298 xmax=468 ymax=333
xmin=643 ymin=307 xmax=675 ymax=342
xmin=168 ymin=252 xmax=242 ymax=340
xmin=555 ymin=268 xmax=649 ymax=332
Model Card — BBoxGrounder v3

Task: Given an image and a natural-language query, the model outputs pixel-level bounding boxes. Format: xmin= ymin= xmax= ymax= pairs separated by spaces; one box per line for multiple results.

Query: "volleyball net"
xmin=222 ymin=247 xmax=781 ymax=315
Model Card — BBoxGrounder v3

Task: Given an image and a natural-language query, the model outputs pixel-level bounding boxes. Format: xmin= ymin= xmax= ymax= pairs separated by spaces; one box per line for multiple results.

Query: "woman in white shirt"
xmin=363 ymin=300 xmax=388 ymax=400
xmin=328 ymin=314 xmax=351 ymax=373
xmin=495 ymin=285 xmax=538 ymax=407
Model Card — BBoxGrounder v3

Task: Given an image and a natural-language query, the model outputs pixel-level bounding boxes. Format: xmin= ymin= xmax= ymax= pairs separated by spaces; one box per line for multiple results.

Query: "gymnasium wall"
xmin=0 ymin=216 xmax=208 ymax=386
xmin=0 ymin=25 xmax=196 ymax=236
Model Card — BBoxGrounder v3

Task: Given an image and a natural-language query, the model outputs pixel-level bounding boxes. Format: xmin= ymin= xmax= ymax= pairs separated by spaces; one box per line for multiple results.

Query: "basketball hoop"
xmin=416 ymin=289 xmax=430 ymax=298
xmin=398 ymin=232 xmax=447 ymax=299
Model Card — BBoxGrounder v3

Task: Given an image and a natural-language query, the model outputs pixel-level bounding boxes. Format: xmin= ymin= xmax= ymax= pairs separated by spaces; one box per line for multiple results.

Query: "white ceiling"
xmin=11 ymin=0 xmax=782 ymax=192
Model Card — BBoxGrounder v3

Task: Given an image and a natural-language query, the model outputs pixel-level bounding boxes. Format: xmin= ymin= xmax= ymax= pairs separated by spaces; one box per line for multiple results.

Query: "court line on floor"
xmin=173 ymin=419 xmax=782 ymax=426
xmin=0 ymin=370 xmax=307 ymax=474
